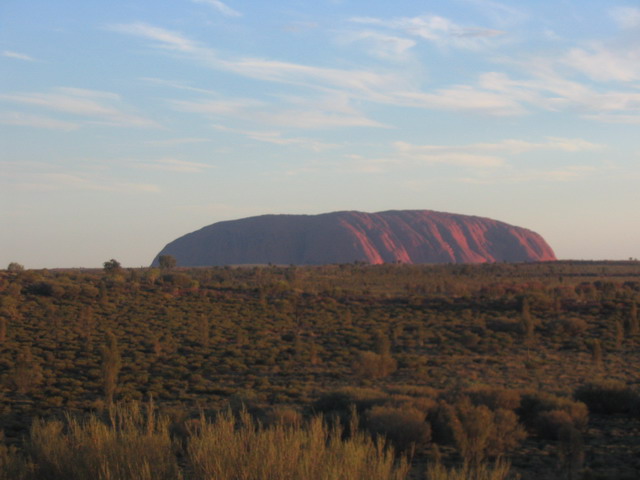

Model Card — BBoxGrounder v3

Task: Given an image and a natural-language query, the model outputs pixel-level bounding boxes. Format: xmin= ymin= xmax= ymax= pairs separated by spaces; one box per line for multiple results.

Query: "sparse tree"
xmin=103 ymin=258 xmax=122 ymax=275
xmin=447 ymin=397 xmax=526 ymax=470
xmin=591 ymin=339 xmax=603 ymax=367
xmin=0 ymin=316 xmax=6 ymax=343
xmin=78 ymin=306 xmax=95 ymax=349
xmin=102 ymin=331 xmax=121 ymax=404
xmin=521 ymin=297 xmax=535 ymax=344
xmin=309 ymin=341 xmax=320 ymax=366
xmin=7 ymin=262 xmax=24 ymax=272
xmin=558 ymin=424 xmax=585 ymax=480
xmin=12 ymin=346 xmax=43 ymax=394
xmin=615 ymin=320 xmax=624 ymax=350
xmin=198 ymin=315 xmax=210 ymax=348
xmin=627 ymin=301 xmax=639 ymax=336
xmin=158 ymin=254 xmax=177 ymax=270
xmin=416 ymin=324 xmax=427 ymax=347
xmin=374 ymin=329 xmax=391 ymax=355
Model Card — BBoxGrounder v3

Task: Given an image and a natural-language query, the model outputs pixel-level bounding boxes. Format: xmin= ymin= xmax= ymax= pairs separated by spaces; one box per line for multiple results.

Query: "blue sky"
xmin=1 ymin=0 xmax=639 ymax=267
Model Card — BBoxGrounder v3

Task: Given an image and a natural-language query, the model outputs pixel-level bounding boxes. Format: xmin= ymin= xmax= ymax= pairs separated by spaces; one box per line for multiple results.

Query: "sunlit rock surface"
xmin=152 ymin=210 xmax=556 ymax=266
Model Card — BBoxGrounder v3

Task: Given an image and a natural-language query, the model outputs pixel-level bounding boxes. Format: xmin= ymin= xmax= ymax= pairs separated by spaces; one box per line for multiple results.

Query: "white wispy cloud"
xmin=13 ymin=172 xmax=160 ymax=193
xmin=477 ymin=69 xmax=640 ymax=119
xmin=341 ymin=31 xmax=416 ymax=59
xmin=108 ymin=23 xmax=198 ymax=52
xmin=389 ymin=137 xmax=602 ymax=170
xmin=582 ymin=113 xmax=640 ymax=124
xmin=351 ymin=14 xmax=505 ymax=49
xmin=0 ymin=87 xmax=159 ymax=128
xmin=393 ymin=142 xmax=505 ymax=167
xmin=192 ymin=0 xmax=242 ymax=17
xmin=109 ymin=23 xmax=406 ymax=99
xmin=109 ymin=22 xmax=525 ymax=117
xmin=145 ymin=137 xmax=212 ymax=146
xmin=170 ymin=98 xmax=266 ymax=115
xmin=141 ymin=77 xmax=219 ymax=95
xmin=253 ymin=107 xmax=384 ymax=129
xmin=2 ymin=50 xmax=35 ymax=61
xmin=408 ymin=137 xmax=604 ymax=154
xmin=393 ymin=85 xmax=524 ymax=115
xmin=212 ymin=124 xmax=337 ymax=151
xmin=564 ymin=44 xmax=640 ymax=82
xmin=111 ymin=21 xmax=640 ymax=123
xmin=0 ymin=111 xmax=78 ymax=130
xmin=171 ymin=93 xmax=384 ymax=129
xmin=461 ymin=0 xmax=529 ymax=27
xmin=137 ymin=158 xmax=213 ymax=173
xmin=459 ymin=166 xmax=599 ymax=184
xmin=609 ymin=7 xmax=640 ymax=29
xmin=219 ymin=57 xmax=404 ymax=99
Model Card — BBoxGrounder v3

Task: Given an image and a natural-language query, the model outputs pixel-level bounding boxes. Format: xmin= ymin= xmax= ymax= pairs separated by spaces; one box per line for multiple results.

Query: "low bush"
xmin=552 ymin=317 xmax=589 ymax=336
xmin=519 ymin=392 xmax=588 ymax=439
xmin=574 ymin=380 xmax=640 ymax=415
xmin=429 ymin=398 xmax=526 ymax=465
xmin=314 ymin=387 xmax=388 ymax=416
xmin=428 ymin=400 xmax=454 ymax=446
xmin=536 ymin=409 xmax=576 ymax=440
xmin=353 ymin=351 xmax=397 ymax=379
xmin=466 ymin=388 xmax=521 ymax=412
xmin=366 ymin=405 xmax=431 ymax=453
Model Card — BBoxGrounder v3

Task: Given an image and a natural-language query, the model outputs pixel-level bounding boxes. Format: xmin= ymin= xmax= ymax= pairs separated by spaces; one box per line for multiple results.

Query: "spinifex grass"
xmin=425 ymin=459 xmax=514 ymax=480
xmin=26 ymin=402 xmax=180 ymax=480
xmin=1 ymin=403 xmax=410 ymax=480
xmin=187 ymin=409 xmax=410 ymax=480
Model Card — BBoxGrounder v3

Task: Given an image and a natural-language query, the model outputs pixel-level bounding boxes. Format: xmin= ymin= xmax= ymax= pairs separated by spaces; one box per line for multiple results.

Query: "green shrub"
xmin=353 ymin=351 xmax=397 ymax=379
xmin=314 ymin=387 xmax=388 ymax=416
xmin=366 ymin=405 xmax=431 ymax=453
xmin=489 ymin=409 xmax=527 ymax=457
xmin=429 ymin=401 xmax=457 ymax=445
xmin=466 ymin=388 xmax=521 ymax=411
xmin=553 ymin=317 xmax=588 ymax=336
xmin=574 ymin=380 xmax=640 ymax=415
xmin=557 ymin=424 xmax=585 ymax=480
xmin=431 ymin=398 xmax=525 ymax=466
xmin=536 ymin=409 xmax=576 ymax=440
xmin=519 ymin=392 xmax=588 ymax=439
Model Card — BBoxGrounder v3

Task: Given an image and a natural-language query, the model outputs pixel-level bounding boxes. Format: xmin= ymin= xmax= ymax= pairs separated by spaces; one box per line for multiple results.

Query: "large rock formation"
xmin=152 ymin=210 xmax=556 ymax=266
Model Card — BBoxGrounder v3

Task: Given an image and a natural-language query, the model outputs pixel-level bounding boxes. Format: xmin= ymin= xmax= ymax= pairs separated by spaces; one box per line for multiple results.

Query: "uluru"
xmin=152 ymin=210 xmax=555 ymax=266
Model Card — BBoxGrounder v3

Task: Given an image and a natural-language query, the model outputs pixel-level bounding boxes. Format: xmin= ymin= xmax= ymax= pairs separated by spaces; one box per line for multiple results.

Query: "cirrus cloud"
xmin=192 ymin=0 xmax=242 ymax=17
xmin=0 ymin=87 xmax=159 ymax=128
xmin=2 ymin=50 xmax=35 ymax=61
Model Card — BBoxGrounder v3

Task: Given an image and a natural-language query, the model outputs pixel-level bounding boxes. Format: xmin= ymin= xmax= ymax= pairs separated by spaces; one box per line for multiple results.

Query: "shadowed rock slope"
xmin=152 ymin=210 xmax=556 ymax=266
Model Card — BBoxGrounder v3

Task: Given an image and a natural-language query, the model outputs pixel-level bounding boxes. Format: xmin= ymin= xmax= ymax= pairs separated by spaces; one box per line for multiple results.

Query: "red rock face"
xmin=152 ymin=210 xmax=556 ymax=266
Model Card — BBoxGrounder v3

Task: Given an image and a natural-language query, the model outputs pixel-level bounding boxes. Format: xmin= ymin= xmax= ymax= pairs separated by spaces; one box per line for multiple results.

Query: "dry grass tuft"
xmin=187 ymin=408 xmax=410 ymax=480
xmin=425 ymin=459 xmax=515 ymax=480
xmin=27 ymin=402 xmax=180 ymax=480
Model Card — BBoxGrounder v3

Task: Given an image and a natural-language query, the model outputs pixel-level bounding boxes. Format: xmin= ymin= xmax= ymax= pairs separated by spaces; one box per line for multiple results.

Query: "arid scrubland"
xmin=1 ymin=261 xmax=639 ymax=479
